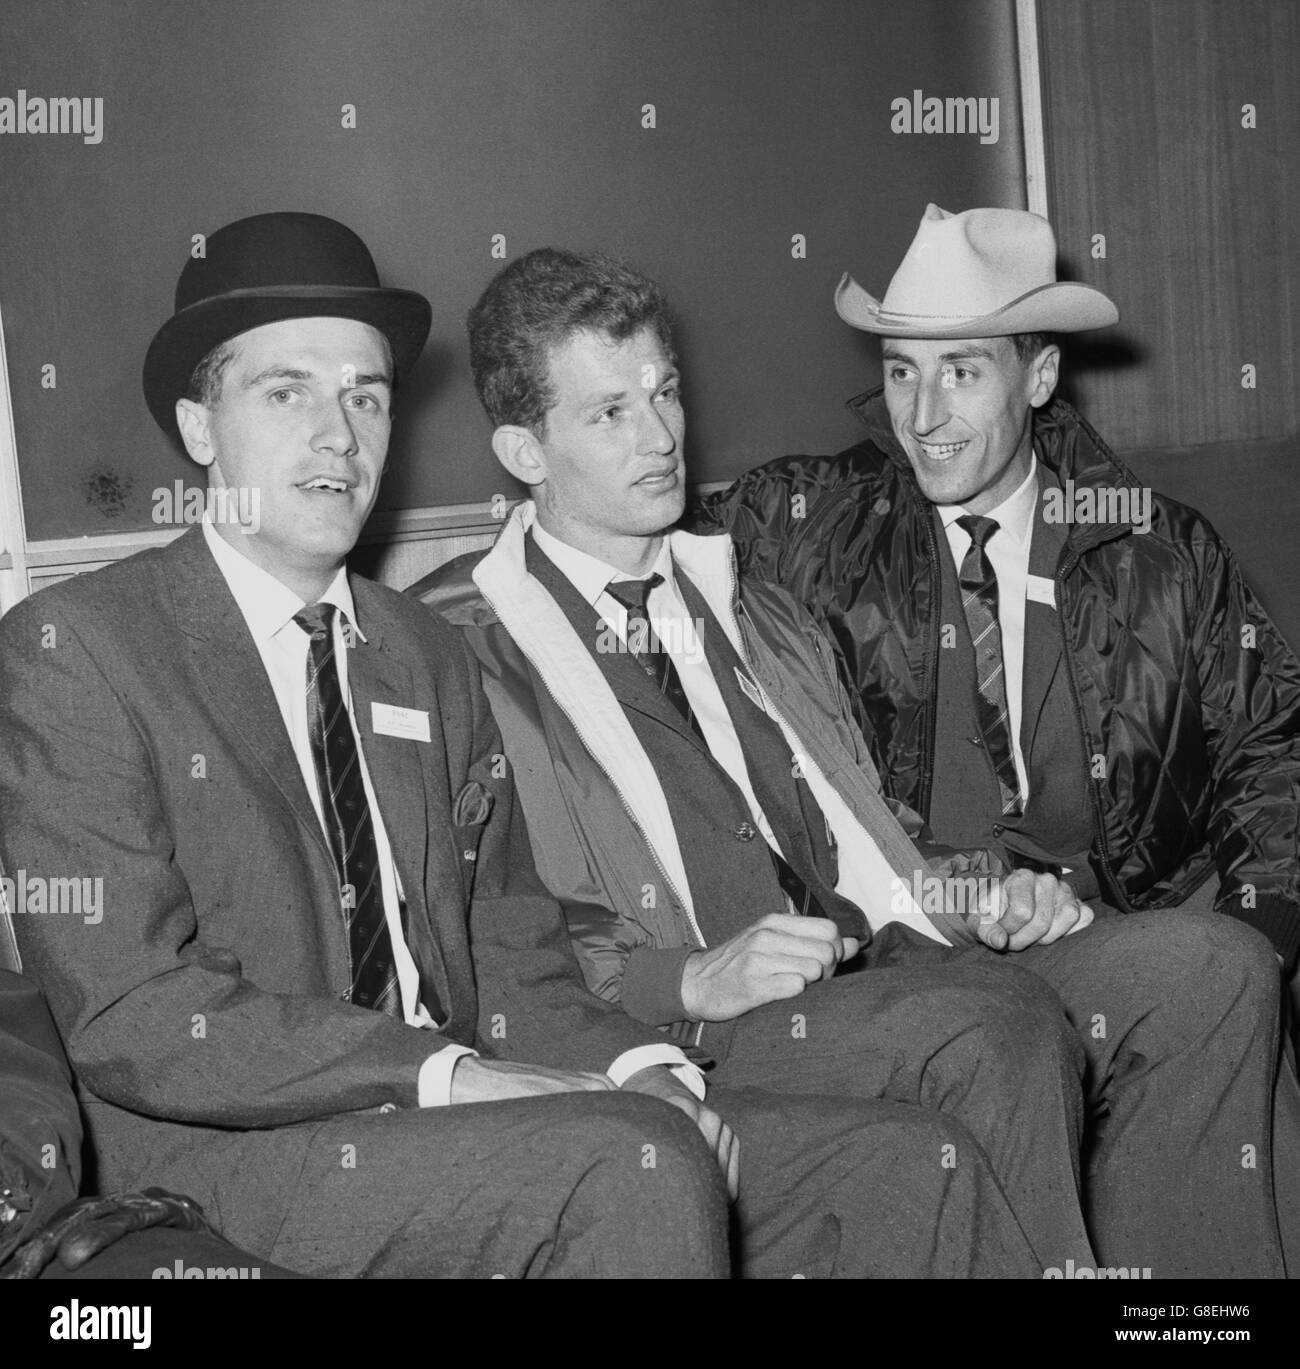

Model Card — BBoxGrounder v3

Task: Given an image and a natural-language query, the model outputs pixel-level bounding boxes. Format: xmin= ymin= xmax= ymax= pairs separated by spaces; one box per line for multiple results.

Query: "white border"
xmin=1016 ymin=0 xmax=1050 ymax=218
xmin=0 ymin=302 xmax=31 ymax=613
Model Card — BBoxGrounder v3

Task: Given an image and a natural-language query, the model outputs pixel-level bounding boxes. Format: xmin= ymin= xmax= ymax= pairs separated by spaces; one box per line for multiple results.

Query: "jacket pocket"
xmin=451 ymin=780 xmax=494 ymax=828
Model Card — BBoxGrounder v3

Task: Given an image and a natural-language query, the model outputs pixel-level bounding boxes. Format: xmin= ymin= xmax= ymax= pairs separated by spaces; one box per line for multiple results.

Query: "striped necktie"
xmin=955 ymin=514 xmax=1023 ymax=816
xmin=295 ymin=602 xmax=403 ymax=1015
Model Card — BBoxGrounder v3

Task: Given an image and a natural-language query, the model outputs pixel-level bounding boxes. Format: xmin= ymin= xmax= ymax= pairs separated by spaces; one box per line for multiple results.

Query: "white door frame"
xmin=0 ymin=303 xmax=30 ymax=615
xmin=1016 ymin=0 xmax=1050 ymax=218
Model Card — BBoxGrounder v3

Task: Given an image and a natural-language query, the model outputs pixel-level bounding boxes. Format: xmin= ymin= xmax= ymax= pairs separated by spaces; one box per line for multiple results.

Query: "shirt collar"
xmin=200 ymin=515 xmax=363 ymax=645
xmin=530 ymin=519 xmax=674 ymax=610
xmin=938 ymin=452 xmax=1038 ymax=549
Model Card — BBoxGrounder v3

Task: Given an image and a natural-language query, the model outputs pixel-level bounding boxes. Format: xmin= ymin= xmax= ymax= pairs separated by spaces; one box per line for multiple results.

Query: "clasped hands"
xmin=675 ymin=869 xmax=1093 ymax=1023
xmin=967 ymin=867 xmax=1094 ymax=951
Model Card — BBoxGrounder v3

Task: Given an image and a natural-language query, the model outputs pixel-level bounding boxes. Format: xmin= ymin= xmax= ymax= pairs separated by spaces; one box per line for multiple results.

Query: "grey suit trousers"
xmin=983 ymin=909 xmax=1299 ymax=1278
xmin=828 ymin=909 xmax=1297 ymax=1278
xmin=126 ymin=1082 xmax=1046 ymax=1279
xmin=711 ymin=952 xmax=1095 ymax=1273
xmin=126 ymin=1091 xmax=730 ymax=1279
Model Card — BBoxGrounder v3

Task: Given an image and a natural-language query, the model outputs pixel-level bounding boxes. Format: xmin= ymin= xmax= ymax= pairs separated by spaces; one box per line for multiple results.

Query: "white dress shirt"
xmin=202 ymin=518 xmax=687 ymax=1102
xmin=937 ymin=454 xmax=1039 ymax=805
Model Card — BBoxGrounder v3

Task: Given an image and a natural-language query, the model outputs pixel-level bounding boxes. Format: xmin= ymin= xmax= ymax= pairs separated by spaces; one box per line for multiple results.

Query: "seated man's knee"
xmin=568 ymin=1092 xmax=721 ymax=1203
xmin=937 ymin=969 xmax=1079 ymax=1081
xmin=1166 ymin=911 xmax=1281 ymax=1009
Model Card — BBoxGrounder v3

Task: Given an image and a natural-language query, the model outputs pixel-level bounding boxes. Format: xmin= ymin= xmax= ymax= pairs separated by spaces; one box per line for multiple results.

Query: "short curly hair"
xmin=467 ymin=247 xmax=676 ymax=432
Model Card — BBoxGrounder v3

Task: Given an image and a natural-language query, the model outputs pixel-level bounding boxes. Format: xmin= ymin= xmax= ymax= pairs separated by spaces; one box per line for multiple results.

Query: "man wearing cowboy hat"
xmin=420 ymin=243 xmax=1300 ymax=1277
xmin=698 ymin=202 xmax=1300 ymax=961
xmin=691 ymin=203 xmax=1300 ymax=1269
xmin=0 ymin=211 xmax=746 ymax=1279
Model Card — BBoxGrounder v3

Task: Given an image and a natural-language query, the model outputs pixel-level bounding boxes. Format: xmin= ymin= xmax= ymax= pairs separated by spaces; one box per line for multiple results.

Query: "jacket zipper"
xmin=724 ymin=563 xmax=809 ymax=817
xmin=808 ymin=632 xmax=841 ymax=701
xmin=1055 ymin=551 xmax=1133 ymax=913
xmin=918 ymin=505 xmax=942 ymax=821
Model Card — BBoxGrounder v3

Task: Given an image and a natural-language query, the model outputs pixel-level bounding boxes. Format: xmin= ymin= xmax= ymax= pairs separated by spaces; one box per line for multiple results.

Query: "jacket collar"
xmin=166 ymin=524 xmax=387 ymax=653
xmin=476 ymin=504 xmax=960 ymax=950
xmin=522 ymin=534 xmax=712 ymax=760
xmin=472 ymin=502 xmax=750 ymax=921
xmin=160 ymin=527 xmax=416 ymax=885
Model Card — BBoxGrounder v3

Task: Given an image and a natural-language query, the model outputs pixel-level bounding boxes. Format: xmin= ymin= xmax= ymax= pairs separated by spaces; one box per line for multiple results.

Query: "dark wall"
xmin=0 ymin=0 xmax=1024 ymax=540
xmin=1040 ymin=0 xmax=1298 ymax=452
xmin=1037 ymin=0 xmax=1299 ymax=649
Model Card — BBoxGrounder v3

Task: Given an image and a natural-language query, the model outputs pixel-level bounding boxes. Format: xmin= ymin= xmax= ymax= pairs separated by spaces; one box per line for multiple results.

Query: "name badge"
xmin=734 ymin=667 xmax=767 ymax=712
xmin=1026 ymin=574 xmax=1057 ymax=609
xmin=371 ymin=702 xmax=431 ymax=743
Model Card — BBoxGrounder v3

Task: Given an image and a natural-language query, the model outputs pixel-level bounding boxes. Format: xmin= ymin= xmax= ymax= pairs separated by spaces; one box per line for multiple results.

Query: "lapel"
xmin=167 ymin=528 xmax=331 ymax=866
xmin=1020 ymin=468 xmax=1070 ymax=761
xmin=346 ymin=581 xmax=432 ymax=926
xmin=346 ymin=580 xmax=452 ymax=1009
xmin=473 ymin=505 xmax=697 ymax=921
xmin=166 ymin=529 xmax=446 ymax=995
xmin=523 ymin=534 xmax=712 ymax=758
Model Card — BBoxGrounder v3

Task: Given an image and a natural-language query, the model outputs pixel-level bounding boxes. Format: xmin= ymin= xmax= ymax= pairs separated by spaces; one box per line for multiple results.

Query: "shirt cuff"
xmin=418 ymin=1044 xmax=479 ymax=1107
xmin=607 ymin=1044 xmax=706 ymax=1100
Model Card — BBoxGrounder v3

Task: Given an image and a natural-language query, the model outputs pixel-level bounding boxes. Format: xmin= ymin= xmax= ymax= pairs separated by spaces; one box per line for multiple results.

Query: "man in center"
xmin=418 ymin=247 xmax=1296 ymax=1277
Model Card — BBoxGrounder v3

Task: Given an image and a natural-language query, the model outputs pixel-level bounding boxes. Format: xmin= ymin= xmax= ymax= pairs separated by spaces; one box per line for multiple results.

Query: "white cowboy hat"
xmin=835 ymin=203 xmax=1118 ymax=338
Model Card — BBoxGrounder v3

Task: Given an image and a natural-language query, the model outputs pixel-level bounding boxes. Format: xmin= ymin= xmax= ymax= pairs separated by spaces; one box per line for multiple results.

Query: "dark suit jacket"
xmin=0 ymin=527 xmax=659 ymax=1190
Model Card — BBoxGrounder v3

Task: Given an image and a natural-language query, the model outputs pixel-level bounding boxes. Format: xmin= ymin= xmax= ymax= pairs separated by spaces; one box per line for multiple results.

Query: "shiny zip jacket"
xmin=691 ymin=391 xmax=1300 ymax=970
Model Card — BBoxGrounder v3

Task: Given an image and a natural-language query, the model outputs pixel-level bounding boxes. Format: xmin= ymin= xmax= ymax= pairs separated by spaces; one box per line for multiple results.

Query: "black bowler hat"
xmin=143 ymin=212 xmax=432 ymax=445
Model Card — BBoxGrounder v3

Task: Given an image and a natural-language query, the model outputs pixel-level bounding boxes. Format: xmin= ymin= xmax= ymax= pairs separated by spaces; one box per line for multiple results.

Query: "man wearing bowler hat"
xmin=693 ymin=204 xmax=1300 ymax=1271
xmin=0 ymin=211 xmax=1055 ymax=1280
xmin=0 ymin=211 xmax=741 ymax=1278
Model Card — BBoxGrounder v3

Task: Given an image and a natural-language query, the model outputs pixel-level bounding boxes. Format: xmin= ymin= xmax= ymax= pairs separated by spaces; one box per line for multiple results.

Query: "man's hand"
xmin=679 ymin=913 xmax=861 ymax=1021
xmin=971 ymin=869 xmax=1094 ymax=952
xmin=621 ymin=1066 xmax=739 ymax=1200
xmin=449 ymin=1057 xmax=617 ymax=1105
xmin=2 ymin=1189 xmax=214 ymax=1280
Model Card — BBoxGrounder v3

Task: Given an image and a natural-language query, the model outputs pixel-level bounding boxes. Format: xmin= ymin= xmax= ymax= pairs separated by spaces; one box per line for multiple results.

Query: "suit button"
xmin=992 ymin=824 xmax=1004 ymax=836
xmin=734 ymin=821 xmax=757 ymax=842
